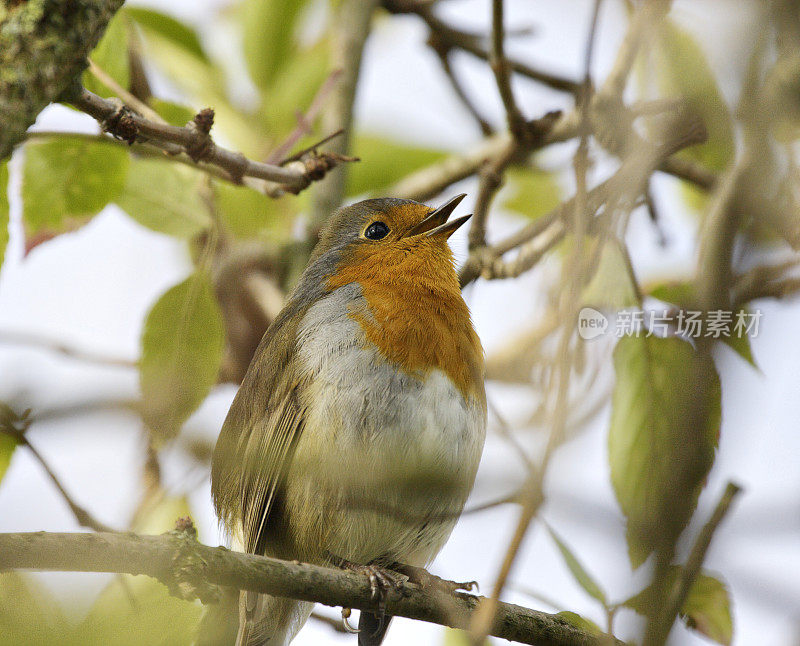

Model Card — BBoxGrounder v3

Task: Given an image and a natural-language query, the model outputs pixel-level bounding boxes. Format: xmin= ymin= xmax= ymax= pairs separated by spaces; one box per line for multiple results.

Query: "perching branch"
xmin=0 ymin=530 xmax=620 ymax=646
xmin=67 ymin=87 xmax=355 ymax=195
xmin=0 ymin=0 xmax=125 ymax=160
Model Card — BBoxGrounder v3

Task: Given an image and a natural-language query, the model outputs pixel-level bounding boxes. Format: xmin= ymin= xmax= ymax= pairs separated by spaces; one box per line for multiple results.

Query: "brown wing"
xmin=239 ymin=381 xmax=305 ymax=554
xmin=211 ymin=302 xmax=308 ymax=557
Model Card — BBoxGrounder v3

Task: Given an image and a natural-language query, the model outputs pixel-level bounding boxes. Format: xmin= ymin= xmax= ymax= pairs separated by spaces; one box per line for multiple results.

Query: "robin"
xmin=211 ymin=194 xmax=487 ymax=646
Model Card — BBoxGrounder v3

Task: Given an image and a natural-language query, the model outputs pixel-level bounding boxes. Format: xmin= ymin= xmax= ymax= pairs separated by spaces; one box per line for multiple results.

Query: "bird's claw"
xmin=393 ymin=563 xmax=479 ymax=596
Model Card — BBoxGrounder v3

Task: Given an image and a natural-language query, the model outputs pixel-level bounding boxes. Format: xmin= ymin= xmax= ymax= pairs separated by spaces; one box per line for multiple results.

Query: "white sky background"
xmin=1 ymin=1 xmax=799 ymax=645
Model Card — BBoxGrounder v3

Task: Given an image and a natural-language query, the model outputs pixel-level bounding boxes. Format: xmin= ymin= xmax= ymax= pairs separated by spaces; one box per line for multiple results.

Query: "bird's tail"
xmin=235 ymin=590 xmax=313 ymax=646
xmin=357 ymin=611 xmax=393 ymax=646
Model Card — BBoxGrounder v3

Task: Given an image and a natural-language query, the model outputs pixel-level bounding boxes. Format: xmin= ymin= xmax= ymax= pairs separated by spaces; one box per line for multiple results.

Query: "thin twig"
xmin=490 ymin=0 xmax=528 ymax=140
xmin=265 ymin=69 xmax=344 ymax=165
xmin=0 ymin=421 xmax=115 ymax=533
xmin=384 ymin=1 xmax=581 ymax=94
xmin=643 ymin=482 xmax=742 ymax=646
xmin=430 ymin=38 xmax=493 ymax=136
xmin=0 ymin=330 xmax=135 ymax=368
xmin=601 ymin=0 xmax=672 ymax=98
xmin=88 ymin=58 xmax=166 ymax=124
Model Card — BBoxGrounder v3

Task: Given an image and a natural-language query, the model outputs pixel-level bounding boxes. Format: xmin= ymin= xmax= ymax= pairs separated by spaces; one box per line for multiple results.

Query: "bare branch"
xmin=68 ymin=87 xmax=354 ymax=195
xmin=0 ymin=530 xmax=620 ymax=646
xmin=490 ymin=0 xmax=528 ymax=139
xmin=384 ymin=1 xmax=581 ymax=94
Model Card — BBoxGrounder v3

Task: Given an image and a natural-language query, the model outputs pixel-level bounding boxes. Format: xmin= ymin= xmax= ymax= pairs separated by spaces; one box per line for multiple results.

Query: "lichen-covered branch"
xmin=0 ymin=0 xmax=125 ymax=160
xmin=0 ymin=530 xmax=619 ymax=646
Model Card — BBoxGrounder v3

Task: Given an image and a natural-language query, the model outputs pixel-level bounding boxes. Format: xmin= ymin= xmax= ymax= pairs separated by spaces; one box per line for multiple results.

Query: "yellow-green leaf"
xmin=624 ymin=568 xmax=733 ymax=646
xmin=609 ymin=336 xmax=720 ymax=568
xmin=135 ymin=27 xmax=267 ymax=157
xmin=503 ymin=166 xmax=561 ymax=220
xmin=346 ymin=134 xmax=447 ymax=197
xmin=22 ymin=138 xmax=129 ymax=239
xmin=554 ymin=611 xmax=603 ymax=636
xmin=647 ymin=280 xmax=757 ymax=368
xmin=74 ymin=573 xmax=202 ymax=646
xmin=116 ymin=158 xmax=209 ymax=238
xmin=125 ymin=7 xmax=209 ymax=61
xmin=547 ymin=526 xmax=607 ymax=605
xmin=259 ymin=38 xmax=332 ymax=135
xmin=83 ymin=12 xmax=130 ymax=98
xmin=140 ymin=272 xmax=225 ymax=441
xmin=215 ymin=181 xmax=288 ymax=239
xmin=442 ymin=627 xmax=490 ymax=646
xmin=0 ymin=432 xmax=17 ymax=485
xmin=0 ymin=573 xmax=70 ymax=646
xmin=149 ymin=98 xmax=197 ymax=127
xmin=241 ymin=0 xmax=311 ymax=93
xmin=681 ymin=572 xmax=733 ymax=645
xmin=582 ymin=238 xmax=640 ymax=310
xmin=654 ymin=20 xmax=734 ymax=212
xmin=132 ymin=495 xmax=193 ymax=536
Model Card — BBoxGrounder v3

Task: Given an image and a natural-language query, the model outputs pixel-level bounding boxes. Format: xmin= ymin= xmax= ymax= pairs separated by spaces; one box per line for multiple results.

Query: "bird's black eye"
xmin=364 ymin=221 xmax=390 ymax=240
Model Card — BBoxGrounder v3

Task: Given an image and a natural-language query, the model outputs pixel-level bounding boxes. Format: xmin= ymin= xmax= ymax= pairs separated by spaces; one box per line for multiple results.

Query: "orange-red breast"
xmin=211 ymin=194 xmax=486 ymax=646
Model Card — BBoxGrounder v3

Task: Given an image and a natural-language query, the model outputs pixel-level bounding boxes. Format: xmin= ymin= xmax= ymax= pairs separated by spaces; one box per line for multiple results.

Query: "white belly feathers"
xmin=287 ymin=283 xmax=485 ymax=566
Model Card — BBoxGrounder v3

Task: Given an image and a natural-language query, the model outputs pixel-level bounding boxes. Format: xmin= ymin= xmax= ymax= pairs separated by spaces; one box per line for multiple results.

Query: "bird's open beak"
xmin=407 ymin=193 xmax=472 ymax=239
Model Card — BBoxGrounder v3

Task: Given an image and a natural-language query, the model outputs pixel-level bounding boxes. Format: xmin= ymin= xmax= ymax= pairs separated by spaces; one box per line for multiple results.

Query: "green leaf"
xmin=681 ymin=572 xmax=733 ymax=645
xmin=554 ymin=611 xmax=603 ymax=636
xmin=0 ymin=161 xmax=9 ymax=273
xmin=83 ymin=12 xmax=130 ymax=98
xmin=259 ymin=37 xmax=332 ymax=135
xmin=654 ymin=20 xmax=734 ymax=212
xmin=609 ymin=336 xmax=721 ymax=568
xmin=624 ymin=569 xmax=733 ymax=646
xmin=346 ymin=134 xmax=447 ymax=197
xmin=582 ymin=238 xmax=640 ymax=310
xmin=132 ymin=495 xmax=193 ymax=535
xmin=442 ymin=627 xmax=490 ymax=646
xmin=647 ymin=280 xmax=757 ymax=368
xmin=74 ymin=573 xmax=202 ymax=646
xmin=124 ymin=7 xmax=209 ymax=61
xmin=22 ymin=138 xmax=129 ymax=240
xmin=134 ymin=27 xmax=267 ymax=156
xmin=215 ymin=181 xmax=287 ymax=239
xmin=116 ymin=158 xmax=209 ymax=238
xmin=648 ymin=279 xmax=697 ymax=310
xmin=241 ymin=0 xmax=310 ymax=93
xmin=547 ymin=526 xmax=607 ymax=605
xmin=149 ymin=98 xmax=197 ymax=127
xmin=0 ymin=572 xmax=70 ymax=645
xmin=502 ymin=166 xmax=561 ymax=221
xmin=0 ymin=432 xmax=17 ymax=484
xmin=140 ymin=272 xmax=225 ymax=441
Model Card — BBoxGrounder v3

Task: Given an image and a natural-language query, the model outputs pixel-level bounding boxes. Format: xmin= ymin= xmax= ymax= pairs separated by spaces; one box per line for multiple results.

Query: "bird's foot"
xmin=329 ymin=554 xmax=407 ymax=617
xmin=391 ymin=563 xmax=478 ymax=596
